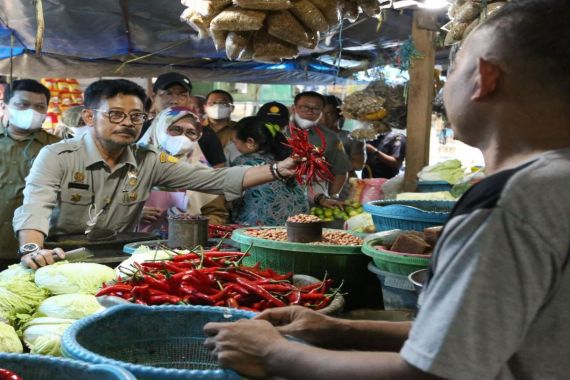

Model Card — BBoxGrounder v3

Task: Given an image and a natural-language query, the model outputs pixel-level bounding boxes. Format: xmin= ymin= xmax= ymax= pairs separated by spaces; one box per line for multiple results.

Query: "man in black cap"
xmin=139 ymin=72 xmax=226 ymax=168
xmin=257 ymin=101 xmax=290 ymax=132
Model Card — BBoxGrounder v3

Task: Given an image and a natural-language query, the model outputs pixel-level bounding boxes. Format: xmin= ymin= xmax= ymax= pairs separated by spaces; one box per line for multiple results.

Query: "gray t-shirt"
xmin=401 ymin=149 xmax=570 ymax=380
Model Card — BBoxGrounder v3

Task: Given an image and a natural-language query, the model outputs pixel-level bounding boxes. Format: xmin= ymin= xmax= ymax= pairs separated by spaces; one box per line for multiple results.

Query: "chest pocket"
xmin=52 ymin=188 xmax=94 ymax=234
xmin=60 ymin=188 xmax=93 ymax=205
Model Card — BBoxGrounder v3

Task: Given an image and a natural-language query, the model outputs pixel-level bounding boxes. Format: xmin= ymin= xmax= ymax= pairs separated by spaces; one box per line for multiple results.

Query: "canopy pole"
xmin=403 ymin=10 xmax=436 ymax=192
xmin=34 ymin=0 xmax=45 ymax=56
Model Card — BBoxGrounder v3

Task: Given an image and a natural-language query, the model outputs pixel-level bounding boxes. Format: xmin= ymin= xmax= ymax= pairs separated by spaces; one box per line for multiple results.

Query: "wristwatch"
xmin=18 ymin=243 xmax=40 ymax=257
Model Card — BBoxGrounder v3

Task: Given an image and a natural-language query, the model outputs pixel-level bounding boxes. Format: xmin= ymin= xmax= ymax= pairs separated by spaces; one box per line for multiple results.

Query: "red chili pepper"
xmin=226 ymin=297 xmax=239 ymax=308
xmin=131 ymin=284 xmax=150 ymax=303
xmin=149 ymin=294 xmax=182 ymax=305
xmin=300 ymin=292 xmax=327 ymax=301
xmin=260 ymin=283 xmax=294 ymax=292
xmin=96 ymin=283 xmax=133 ymax=296
xmin=236 ymin=277 xmax=287 ymax=307
xmin=288 ymin=289 xmax=301 ymax=305
xmin=143 ymin=274 xmax=171 ymax=292
xmin=0 ymin=368 xmax=23 ymax=380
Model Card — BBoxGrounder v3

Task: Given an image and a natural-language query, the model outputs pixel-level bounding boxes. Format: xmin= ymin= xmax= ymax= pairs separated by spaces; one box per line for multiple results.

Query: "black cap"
xmin=153 ymin=72 xmax=192 ymax=93
xmin=257 ymin=102 xmax=290 ymax=129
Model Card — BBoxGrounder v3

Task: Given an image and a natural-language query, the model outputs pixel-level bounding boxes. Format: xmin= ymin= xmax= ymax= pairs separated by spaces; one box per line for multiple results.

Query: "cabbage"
xmin=22 ymin=317 xmax=76 ymax=356
xmin=418 ymin=159 xmax=465 ymax=184
xmin=35 ymin=262 xmax=116 ymax=295
xmin=38 ymin=294 xmax=103 ymax=319
xmin=0 ymin=280 xmax=49 ymax=320
xmin=0 ymin=264 xmax=34 ymax=283
xmin=0 ymin=322 xmax=24 ymax=353
xmin=115 ymin=246 xmax=173 ymax=279
xmin=345 ymin=213 xmax=375 ymax=233
xmin=396 ymin=191 xmax=456 ymax=201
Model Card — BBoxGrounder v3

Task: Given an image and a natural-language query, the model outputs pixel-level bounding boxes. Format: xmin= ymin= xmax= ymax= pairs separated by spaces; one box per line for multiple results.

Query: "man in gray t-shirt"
xmin=196 ymin=2 xmax=570 ymax=379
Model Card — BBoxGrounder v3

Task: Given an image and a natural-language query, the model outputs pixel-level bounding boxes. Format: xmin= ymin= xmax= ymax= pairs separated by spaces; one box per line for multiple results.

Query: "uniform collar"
xmin=83 ymin=131 xmax=138 ymax=170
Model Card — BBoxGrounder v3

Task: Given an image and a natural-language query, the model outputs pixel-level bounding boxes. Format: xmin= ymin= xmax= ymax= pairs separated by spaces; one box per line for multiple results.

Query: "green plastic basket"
xmin=361 ymin=237 xmax=431 ymax=276
xmin=231 ymin=228 xmax=380 ymax=310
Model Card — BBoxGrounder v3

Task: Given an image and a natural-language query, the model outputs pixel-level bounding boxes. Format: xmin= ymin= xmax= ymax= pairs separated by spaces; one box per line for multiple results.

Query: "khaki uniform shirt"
xmin=13 ymin=132 xmax=249 ymax=237
xmin=0 ymin=121 xmax=60 ymax=258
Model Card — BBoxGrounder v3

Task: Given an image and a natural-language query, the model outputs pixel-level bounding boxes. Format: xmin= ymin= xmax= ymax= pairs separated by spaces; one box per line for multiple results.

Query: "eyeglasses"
xmin=157 ymin=90 xmax=190 ymax=99
xmin=92 ymin=109 xmax=148 ymax=125
xmin=297 ymin=105 xmax=323 ymax=114
xmin=167 ymin=125 xmax=202 ymax=140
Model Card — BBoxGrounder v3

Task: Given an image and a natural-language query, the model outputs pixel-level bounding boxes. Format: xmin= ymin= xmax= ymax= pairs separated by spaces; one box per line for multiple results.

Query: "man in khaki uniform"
xmin=13 ymin=79 xmax=298 ymax=269
xmin=0 ymin=80 xmax=60 ymax=269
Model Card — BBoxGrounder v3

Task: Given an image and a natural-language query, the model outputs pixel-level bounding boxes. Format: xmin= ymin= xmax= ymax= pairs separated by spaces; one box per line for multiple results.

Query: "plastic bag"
xmin=360 ymin=178 xmax=387 ymax=204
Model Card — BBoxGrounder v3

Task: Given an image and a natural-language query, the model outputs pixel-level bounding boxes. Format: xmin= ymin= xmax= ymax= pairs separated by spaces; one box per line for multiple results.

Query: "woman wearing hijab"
xmin=137 ymin=106 xmax=223 ymax=234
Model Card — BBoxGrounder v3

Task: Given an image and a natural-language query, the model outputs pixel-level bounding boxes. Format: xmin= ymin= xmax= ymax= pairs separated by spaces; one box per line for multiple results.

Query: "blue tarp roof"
xmin=0 ymin=0 xmax=412 ymax=84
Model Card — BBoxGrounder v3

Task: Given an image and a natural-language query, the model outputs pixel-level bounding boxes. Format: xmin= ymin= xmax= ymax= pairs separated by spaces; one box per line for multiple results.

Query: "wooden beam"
xmin=403 ymin=10 xmax=437 ymax=191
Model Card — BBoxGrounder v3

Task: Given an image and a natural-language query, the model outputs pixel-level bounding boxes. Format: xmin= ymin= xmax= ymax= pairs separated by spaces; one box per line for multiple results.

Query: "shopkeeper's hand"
xmin=21 ymin=248 xmax=65 ymax=269
xmin=141 ymin=207 xmax=161 ymax=223
xmin=203 ymin=318 xmax=287 ymax=378
xmin=256 ymin=306 xmax=343 ymax=348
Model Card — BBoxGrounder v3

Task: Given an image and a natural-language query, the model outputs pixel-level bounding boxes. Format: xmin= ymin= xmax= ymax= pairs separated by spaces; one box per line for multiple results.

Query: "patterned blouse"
xmin=231 ymin=152 xmax=309 ymax=226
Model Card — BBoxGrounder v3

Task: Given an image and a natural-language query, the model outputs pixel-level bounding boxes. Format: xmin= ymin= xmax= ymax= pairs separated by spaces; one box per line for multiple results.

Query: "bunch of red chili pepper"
xmin=97 ymin=246 xmax=339 ymax=312
xmin=208 ymin=224 xmax=242 ymax=239
xmin=285 ymin=126 xmax=334 ymax=186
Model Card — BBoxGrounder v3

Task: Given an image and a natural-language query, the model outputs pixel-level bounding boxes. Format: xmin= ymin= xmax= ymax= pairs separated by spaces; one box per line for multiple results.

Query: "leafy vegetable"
xmin=22 ymin=317 xmax=76 ymax=356
xmin=418 ymin=159 xmax=465 ymax=184
xmin=0 ymin=322 xmax=24 ymax=353
xmin=35 ymin=262 xmax=116 ymax=295
xmin=0 ymin=264 xmax=34 ymax=283
xmin=396 ymin=191 xmax=456 ymax=201
xmin=37 ymin=294 xmax=103 ymax=320
xmin=0 ymin=280 xmax=49 ymax=321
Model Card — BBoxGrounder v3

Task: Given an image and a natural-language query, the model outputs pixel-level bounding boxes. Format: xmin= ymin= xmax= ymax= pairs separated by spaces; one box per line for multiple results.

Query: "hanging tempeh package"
xmin=357 ymin=0 xmax=381 ymax=17
xmin=226 ymin=31 xmax=254 ymax=60
xmin=454 ymin=1 xmax=481 ymax=23
xmin=266 ymin=11 xmax=317 ymax=49
xmin=309 ymin=0 xmax=341 ymax=27
xmin=211 ymin=29 xmax=229 ymax=50
xmin=253 ymin=29 xmax=299 ymax=63
xmin=182 ymin=0 xmax=233 ymax=16
xmin=339 ymin=0 xmax=360 ymax=23
xmin=233 ymin=0 xmax=293 ymax=10
xmin=290 ymin=0 xmax=329 ymax=32
xmin=210 ymin=8 xmax=267 ymax=31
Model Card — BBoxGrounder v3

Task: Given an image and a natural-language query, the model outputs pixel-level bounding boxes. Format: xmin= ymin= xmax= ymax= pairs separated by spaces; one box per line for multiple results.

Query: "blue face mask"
xmin=8 ymin=107 xmax=46 ymax=130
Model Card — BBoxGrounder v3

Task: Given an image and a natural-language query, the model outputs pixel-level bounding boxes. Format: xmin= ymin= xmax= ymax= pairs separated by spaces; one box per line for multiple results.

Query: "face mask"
xmin=161 ymin=135 xmax=196 ymax=156
xmin=206 ymin=104 xmax=232 ymax=120
xmin=294 ymin=114 xmax=319 ymax=130
xmin=8 ymin=107 xmax=46 ymax=130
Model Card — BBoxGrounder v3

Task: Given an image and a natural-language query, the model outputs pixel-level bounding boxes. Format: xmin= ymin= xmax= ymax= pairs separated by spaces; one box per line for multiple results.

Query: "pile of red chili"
xmin=286 ymin=126 xmax=334 ymax=186
xmin=97 ymin=247 xmax=339 ymax=312
xmin=208 ymin=224 xmax=242 ymax=239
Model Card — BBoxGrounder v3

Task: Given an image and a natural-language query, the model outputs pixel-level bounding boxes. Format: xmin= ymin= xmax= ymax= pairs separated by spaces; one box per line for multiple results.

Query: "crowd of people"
xmin=0 ymin=71 xmax=406 ymax=268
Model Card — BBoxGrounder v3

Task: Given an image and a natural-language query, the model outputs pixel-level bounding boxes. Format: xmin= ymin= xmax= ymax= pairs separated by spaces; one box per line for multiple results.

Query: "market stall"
xmin=0 ymin=0 xmax=475 ymax=377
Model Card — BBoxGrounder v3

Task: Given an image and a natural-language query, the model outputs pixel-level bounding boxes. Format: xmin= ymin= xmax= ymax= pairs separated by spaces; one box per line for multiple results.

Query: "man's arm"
xmin=329 ymin=173 xmax=348 ymax=196
xmin=366 ymin=143 xmax=402 ymax=170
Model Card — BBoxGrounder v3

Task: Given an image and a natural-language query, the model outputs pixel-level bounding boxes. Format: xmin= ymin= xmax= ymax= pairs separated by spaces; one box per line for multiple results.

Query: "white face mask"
xmin=161 ymin=135 xmax=196 ymax=156
xmin=8 ymin=107 xmax=46 ymax=131
xmin=206 ymin=104 xmax=232 ymax=120
xmin=294 ymin=113 xmax=319 ymax=130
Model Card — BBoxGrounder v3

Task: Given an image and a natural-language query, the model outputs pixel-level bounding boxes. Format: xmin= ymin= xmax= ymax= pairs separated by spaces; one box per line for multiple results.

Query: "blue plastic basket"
xmin=416 ymin=180 xmax=453 ymax=193
xmin=61 ymin=304 xmax=255 ymax=380
xmin=363 ymin=200 xmax=455 ymax=232
xmin=0 ymin=353 xmax=136 ymax=380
